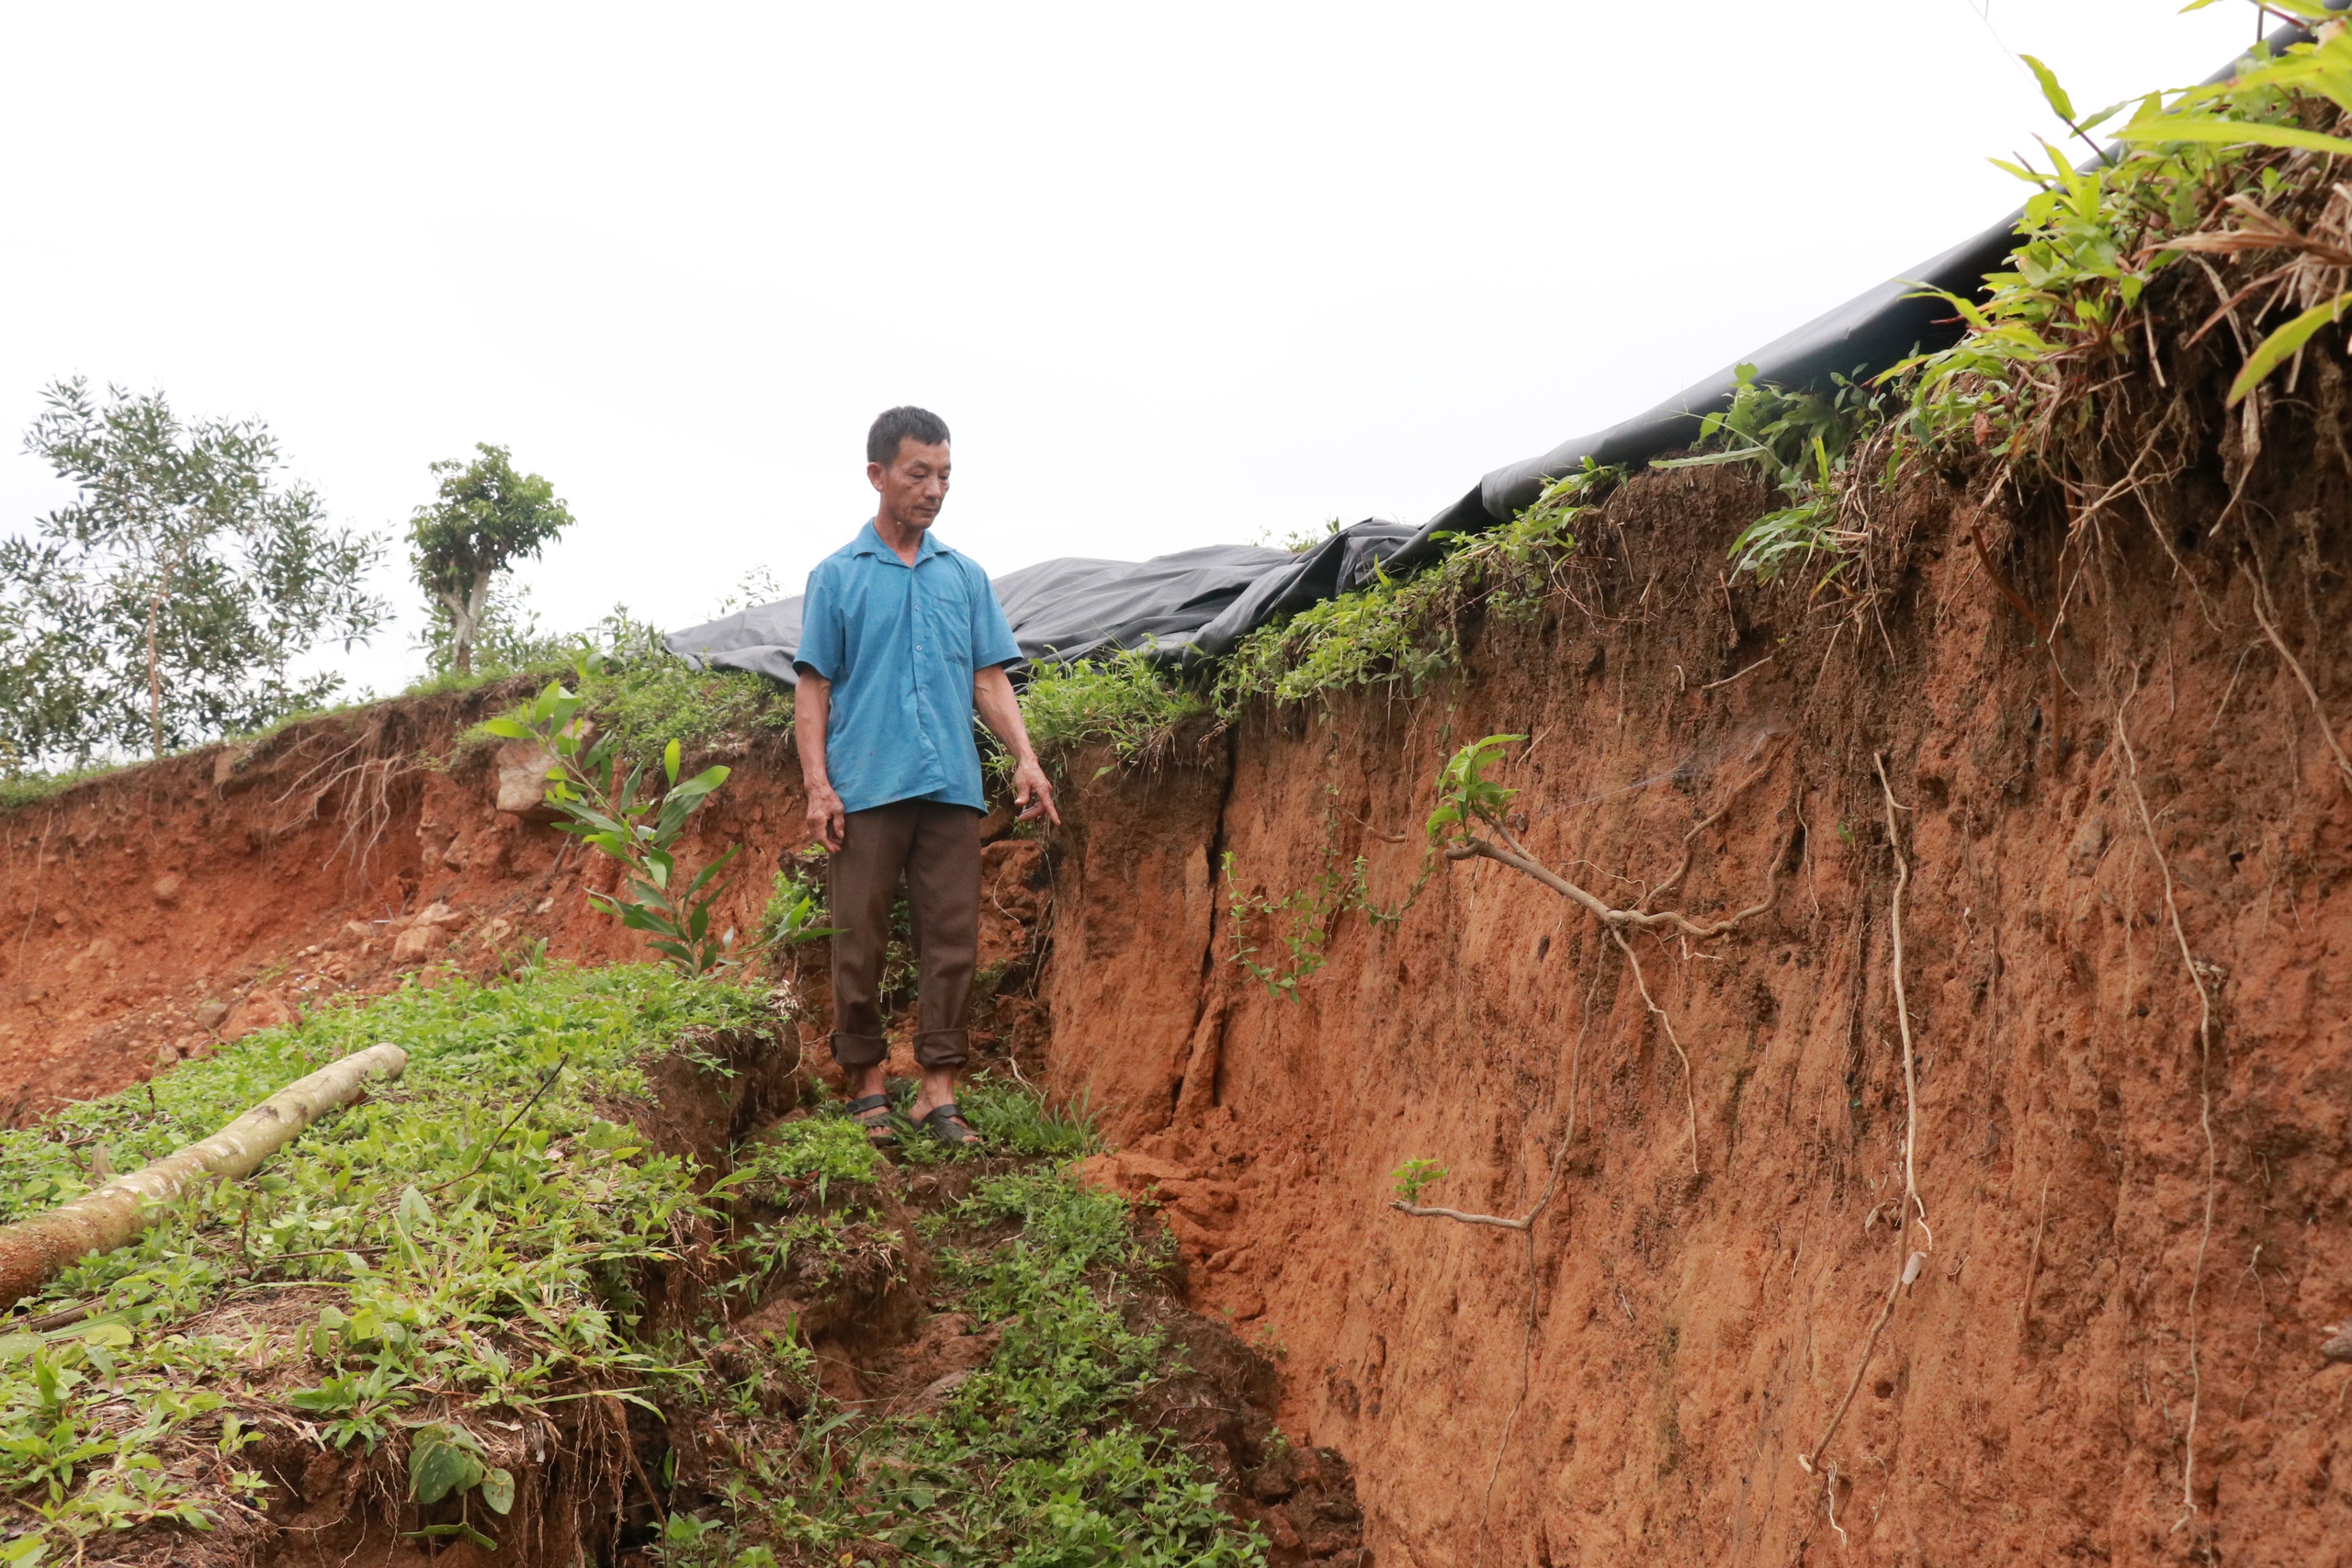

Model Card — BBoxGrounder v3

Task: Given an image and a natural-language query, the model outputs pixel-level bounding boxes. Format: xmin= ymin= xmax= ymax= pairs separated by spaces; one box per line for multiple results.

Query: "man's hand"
xmin=1011 ymin=754 xmax=1060 ymax=829
xmin=973 ymin=665 xmax=1060 ymax=834
xmin=806 ymin=779 xmax=847 ymax=852
xmin=794 ymin=672 xmax=845 ymax=851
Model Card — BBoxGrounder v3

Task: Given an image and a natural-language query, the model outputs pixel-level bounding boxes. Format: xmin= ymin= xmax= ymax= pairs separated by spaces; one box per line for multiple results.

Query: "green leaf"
xmin=408 ymin=1422 xmax=487 ymax=1506
xmin=2019 ymin=53 xmax=2075 ymax=124
xmin=480 ymin=1465 xmax=515 ymax=1515
xmin=2227 ymin=291 xmax=2352 ymax=404
xmin=662 ymin=739 xmax=682 ymax=786
xmin=2116 ymin=112 xmax=2352 ymax=158
xmin=479 ymin=716 xmax=532 ymax=739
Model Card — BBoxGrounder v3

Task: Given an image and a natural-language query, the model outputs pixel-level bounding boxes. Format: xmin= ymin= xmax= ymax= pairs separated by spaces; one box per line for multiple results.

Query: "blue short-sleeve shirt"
xmin=793 ymin=521 xmax=1023 ymax=814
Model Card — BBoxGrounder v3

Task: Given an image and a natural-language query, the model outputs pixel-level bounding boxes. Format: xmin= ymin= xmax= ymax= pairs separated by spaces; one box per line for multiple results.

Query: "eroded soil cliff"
xmin=1046 ymin=431 xmax=2352 ymax=1563
xmin=6 ymin=344 xmax=2350 ymax=1568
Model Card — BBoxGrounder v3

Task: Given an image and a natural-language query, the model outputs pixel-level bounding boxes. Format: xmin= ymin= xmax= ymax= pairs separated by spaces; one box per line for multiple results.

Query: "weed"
xmin=888 ymin=1074 xmax=1100 ymax=1166
xmin=756 ymin=864 xmax=840 ymax=955
xmin=717 ymin=1119 xmax=885 ymax=1205
xmin=1654 ymin=365 xmax=1887 ymax=589
xmin=1216 ymin=466 xmax=1609 ymax=714
xmin=1389 ymin=1158 xmax=1448 ymax=1205
xmin=668 ymin=1168 xmax=1263 ymax=1568
xmin=0 ymin=964 xmax=766 ymax=1555
xmin=1017 ymin=646 xmax=1214 ymax=771
xmin=0 ymin=763 xmax=119 ymax=815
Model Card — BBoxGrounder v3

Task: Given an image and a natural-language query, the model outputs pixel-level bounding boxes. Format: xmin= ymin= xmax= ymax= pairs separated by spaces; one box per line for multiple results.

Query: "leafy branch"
xmin=484 ymin=680 xmax=766 ymax=977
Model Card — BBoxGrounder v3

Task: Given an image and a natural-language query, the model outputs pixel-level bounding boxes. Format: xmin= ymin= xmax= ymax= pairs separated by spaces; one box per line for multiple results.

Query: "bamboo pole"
xmin=0 ymin=1042 xmax=408 ymax=1311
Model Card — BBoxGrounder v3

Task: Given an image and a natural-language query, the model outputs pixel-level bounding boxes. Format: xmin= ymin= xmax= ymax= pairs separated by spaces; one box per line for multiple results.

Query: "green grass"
xmin=1017 ymin=647 xmax=1214 ymax=770
xmin=0 ymin=966 xmax=1239 ymax=1564
xmin=663 ymin=1169 xmax=1263 ymax=1568
xmin=894 ymin=1073 xmax=1101 ymax=1164
xmin=0 ymin=763 xmax=123 ymax=814
xmin=0 ymin=964 xmax=765 ymax=1556
xmin=462 ymin=655 xmax=786 ymax=760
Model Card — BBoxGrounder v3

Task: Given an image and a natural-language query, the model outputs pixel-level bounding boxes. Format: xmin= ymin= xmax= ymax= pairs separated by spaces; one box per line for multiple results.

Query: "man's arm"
xmin=795 ymin=673 xmax=846 ymax=851
xmin=973 ymin=665 xmax=1060 ymax=829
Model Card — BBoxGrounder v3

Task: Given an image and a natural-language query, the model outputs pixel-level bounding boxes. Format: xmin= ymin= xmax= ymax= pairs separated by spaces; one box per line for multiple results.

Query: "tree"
xmin=2 ymin=378 xmax=388 ymax=765
xmin=407 ymin=445 xmax=573 ymax=677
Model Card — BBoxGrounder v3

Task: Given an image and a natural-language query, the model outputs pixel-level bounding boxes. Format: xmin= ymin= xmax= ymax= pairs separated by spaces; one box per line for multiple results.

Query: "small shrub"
xmin=1390 ymin=1158 xmax=1449 ymax=1205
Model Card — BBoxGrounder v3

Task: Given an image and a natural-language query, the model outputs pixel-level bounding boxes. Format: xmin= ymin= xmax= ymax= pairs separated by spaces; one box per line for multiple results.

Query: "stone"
xmin=494 ymin=743 xmax=565 ymax=821
xmin=193 ymin=998 xmax=231 ymax=1032
xmin=391 ymin=924 xmax=448 ymax=964
xmin=151 ymin=874 xmax=184 ymax=906
xmin=225 ymin=991 xmax=294 ymax=1039
xmin=211 ymin=744 xmax=258 ymax=792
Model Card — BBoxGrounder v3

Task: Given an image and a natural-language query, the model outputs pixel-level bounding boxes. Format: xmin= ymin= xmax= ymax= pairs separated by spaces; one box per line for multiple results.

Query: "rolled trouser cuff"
xmin=912 ymin=1029 xmax=970 ymax=1068
xmin=830 ymin=1031 xmax=889 ymax=1067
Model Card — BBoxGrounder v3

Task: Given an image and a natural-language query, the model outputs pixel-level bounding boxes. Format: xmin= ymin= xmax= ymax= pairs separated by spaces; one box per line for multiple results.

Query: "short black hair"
xmin=867 ymin=405 xmax=951 ymax=467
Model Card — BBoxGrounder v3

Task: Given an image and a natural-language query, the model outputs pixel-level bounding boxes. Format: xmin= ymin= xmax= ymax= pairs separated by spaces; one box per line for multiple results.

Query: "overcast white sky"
xmin=0 ymin=1 xmax=2269 ymax=697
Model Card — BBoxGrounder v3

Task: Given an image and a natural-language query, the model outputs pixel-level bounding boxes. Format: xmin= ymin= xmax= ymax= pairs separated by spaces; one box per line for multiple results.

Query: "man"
xmin=793 ymin=405 xmax=1059 ymax=1147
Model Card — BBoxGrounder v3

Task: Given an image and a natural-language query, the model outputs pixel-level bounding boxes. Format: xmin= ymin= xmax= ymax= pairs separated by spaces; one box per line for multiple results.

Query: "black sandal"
xmin=846 ymin=1093 xmax=899 ymax=1147
xmin=918 ymin=1101 xmax=983 ymax=1147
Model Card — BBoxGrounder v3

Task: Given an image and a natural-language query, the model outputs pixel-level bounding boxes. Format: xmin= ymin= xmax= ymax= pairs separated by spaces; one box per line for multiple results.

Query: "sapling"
xmin=484 ymin=679 xmax=764 ymax=977
xmin=1389 ymin=1158 xmax=1449 ymax=1206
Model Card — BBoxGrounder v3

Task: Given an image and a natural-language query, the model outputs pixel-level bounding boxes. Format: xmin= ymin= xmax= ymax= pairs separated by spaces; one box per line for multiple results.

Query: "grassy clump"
xmin=0 ymin=762 xmax=122 ymax=814
xmin=1018 ymin=647 xmax=1214 ymax=767
xmin=0 ymin=964 xmax=765 ymax=1556
xmin=1215 ymin=469 xmax=1599 ymax=712
xmin=1012 ymin=471 xmax=1606 ymax=769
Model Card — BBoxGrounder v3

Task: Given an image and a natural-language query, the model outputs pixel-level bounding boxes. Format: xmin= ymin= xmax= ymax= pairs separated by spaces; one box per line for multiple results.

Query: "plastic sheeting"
xmin=665 ymin=542 xmax=1303 ymax=685
xmin=669 ymin=22 xmax=2316 ymax=685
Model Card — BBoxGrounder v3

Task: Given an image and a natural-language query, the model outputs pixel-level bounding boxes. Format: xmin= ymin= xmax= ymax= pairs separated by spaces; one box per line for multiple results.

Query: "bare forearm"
xmin=973 ymin=668 xmax=1038 ymax=765
xmin=794 ymin=675 xmax=833 ymax=789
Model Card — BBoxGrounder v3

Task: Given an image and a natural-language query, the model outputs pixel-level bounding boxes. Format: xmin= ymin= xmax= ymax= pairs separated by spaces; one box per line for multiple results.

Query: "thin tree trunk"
xmin=145 ymin=589 xmax=164 ymax=759
xmin=0 ymin=1043 xmax=408 ymax=1310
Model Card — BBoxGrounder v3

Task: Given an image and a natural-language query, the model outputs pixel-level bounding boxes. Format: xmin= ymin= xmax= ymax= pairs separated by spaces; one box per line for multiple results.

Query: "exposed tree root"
xmin=1799 ymin=757 xmax=1930 ymax=1478
xmin=1608 ymin=925 xmax=1699 ymax=1176
xmin=1446 ymin=818 xmax=1783 ymax=943
xmin=1641 ymin=739 xmax=1786 ymax=913
xmin=1800 ymin=1250 xmax=1928 ymax=1478
xmin=2245 ymin=558 xmax=2352 ymax=796
xmin=1874 ymin=754 xmax=1930 ymax=1250
xmin=2113 ymin=682 xmax=2221 ymax=1532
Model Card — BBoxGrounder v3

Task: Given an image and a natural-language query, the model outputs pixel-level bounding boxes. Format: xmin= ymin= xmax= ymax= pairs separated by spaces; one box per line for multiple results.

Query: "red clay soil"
xmin=7 ymin=362 xmax=2352 ymax=1568
xmin=1050 ymin=430 xmax=2352 ymax=1565
xmin=0 ymin=691 xmax=1047 ymax=1122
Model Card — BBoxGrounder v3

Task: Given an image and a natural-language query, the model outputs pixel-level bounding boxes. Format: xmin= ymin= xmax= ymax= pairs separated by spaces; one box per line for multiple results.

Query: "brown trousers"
xmin=827 ymin=799 xmax=981 ymax=1069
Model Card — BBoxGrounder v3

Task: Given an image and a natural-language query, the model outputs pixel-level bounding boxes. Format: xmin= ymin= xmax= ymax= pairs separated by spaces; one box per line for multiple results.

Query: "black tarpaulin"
xmin=666 ymin=22 xmax=2315 ymax=686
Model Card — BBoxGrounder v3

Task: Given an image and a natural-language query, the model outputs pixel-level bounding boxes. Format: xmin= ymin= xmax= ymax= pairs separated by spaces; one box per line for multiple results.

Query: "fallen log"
xmin=0 ymin=1042 xmax=408 ymax=1311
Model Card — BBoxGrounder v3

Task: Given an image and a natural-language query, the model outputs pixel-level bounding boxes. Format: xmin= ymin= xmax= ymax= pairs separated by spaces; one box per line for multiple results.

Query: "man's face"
xmin=868 ymin=439 xmax=950 ymax=532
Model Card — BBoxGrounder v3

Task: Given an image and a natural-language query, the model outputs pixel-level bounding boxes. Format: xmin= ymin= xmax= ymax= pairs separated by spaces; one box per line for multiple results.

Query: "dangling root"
xmin=1798 ymin=756 xmax=1931 ymax=1475
xmin=2113 ymin=681 xmax=2220 ymax=1533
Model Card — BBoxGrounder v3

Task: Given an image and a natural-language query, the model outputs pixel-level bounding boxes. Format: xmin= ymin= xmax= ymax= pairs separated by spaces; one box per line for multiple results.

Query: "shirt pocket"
xmin=920 ymin=572 xmax=977 ymax=682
